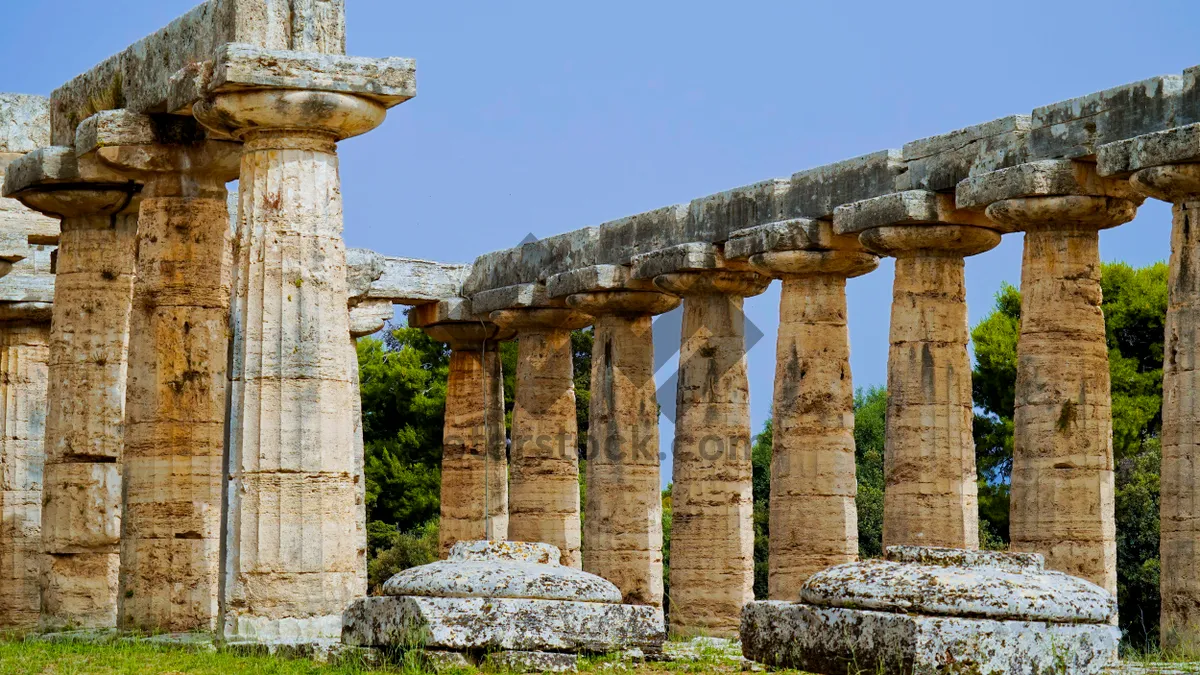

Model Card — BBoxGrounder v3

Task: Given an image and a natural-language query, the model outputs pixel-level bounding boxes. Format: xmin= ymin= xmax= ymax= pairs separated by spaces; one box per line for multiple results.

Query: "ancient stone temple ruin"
xmin=5 ymin=1 xmax=1200 ymax=671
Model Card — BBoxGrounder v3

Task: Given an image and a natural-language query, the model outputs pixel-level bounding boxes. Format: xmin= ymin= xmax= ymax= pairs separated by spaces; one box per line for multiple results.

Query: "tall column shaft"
xmin=568 ymin=291 xmax=678 ymax=608
xmin=0 ymin=321 xmax=50 ymax=628
xmin=41 ymin=211 xmax=138 ymax=628
xmin=491 ymin=308 xmax=590 ymax=569
xmin=1010 ymin=224 xmax=1115 ymax=592
xmin=652 ymin=271 xmax=767 ymax=637
xmin=883 ymin=251 xmax=978 ymax=549
xmin=768 ymin=274 xmax=858 ymax=597
xmin=438 ymin=342 xmax=508 ymax=555
xmin=221 ymin=131 xmax=363 ymax=640
xmin=117 ymin=169 xmax=235 ymax=631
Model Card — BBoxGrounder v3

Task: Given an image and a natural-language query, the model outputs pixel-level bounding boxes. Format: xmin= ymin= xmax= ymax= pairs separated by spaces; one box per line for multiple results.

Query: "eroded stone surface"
xmin=342 ymin=595 xmax=665 ymax=654
xmin=741 ymin=602 xmax=1120 ymax=675
xmin=382 ymin=557 xmax=620 ymax=603
xmin=484 ymin=650 xmax=578 ymax=673
xmin=0 ymin=95 xmax=49 ymax=154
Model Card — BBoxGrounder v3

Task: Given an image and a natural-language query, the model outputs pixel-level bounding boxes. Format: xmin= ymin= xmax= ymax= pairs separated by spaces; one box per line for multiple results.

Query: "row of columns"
xmin=426 ymin=159 xmax=1158 ymax=638
xmin=0 ymin=86 xmax=391 ymax=639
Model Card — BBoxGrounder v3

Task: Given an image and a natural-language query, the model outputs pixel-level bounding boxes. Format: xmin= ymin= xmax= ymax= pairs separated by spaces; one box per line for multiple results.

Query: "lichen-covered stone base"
xmin=342 ymin=595 xmax=664 ymax=654
xmin=741 ymin=602 xmax=1119 ymax=675
xmin=484 ymin=650 xmax=578 ymax=673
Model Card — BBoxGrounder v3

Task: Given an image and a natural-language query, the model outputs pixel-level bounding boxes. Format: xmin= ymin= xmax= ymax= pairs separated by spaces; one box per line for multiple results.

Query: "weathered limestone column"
xmin=631 ymin=243 xmax=770 ymax=637
xmin=3 ymin=146 xmax=141 ymax=628
xmin=489 ymin=306 xmax=592 ymax=569
xmin=1098 ymin=130 xmax=1200 ymax=645
xmin=834 ymin=192 xmax=1000 ymax=550
xmin=75 ymin=111 xmax=241 ymax=632
xmin=726 ymin=219 xmax=879 ymax=599
xmin=194 ymin=87 xmax=395 ymax=640
xmin=959 ymin=161 xmax=1140 ymax=594
xmin=564 ymin=280 xmax=679 ymax=607
xmin=411 ymin=300 xmax=511 ymax=556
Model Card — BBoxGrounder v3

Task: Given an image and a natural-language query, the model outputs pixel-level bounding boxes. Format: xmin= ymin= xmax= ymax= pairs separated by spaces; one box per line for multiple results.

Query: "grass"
xmin=0 ymin=633 xmax=822 ymax=675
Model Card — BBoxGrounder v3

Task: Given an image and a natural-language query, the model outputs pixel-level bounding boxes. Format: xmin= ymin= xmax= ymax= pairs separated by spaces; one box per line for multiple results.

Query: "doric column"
xmin=73 ymin=111 xmax=241 ymax=632
xmin=411 ymin=299 xmax=511 ymax=557
xmin=835 ymin=192 xmax=1000 ymax=550
xmin=632 ymin=243 xmax=769 ymax=637
xmin=3 ymin=146 xmax=141 ymax=629
xmin=489 ymin=306 xmax=592 ymax=569
xmin=557 ymin=269 xmax=678 ymax=607
xmin=194 ymin=88 xmax=390 ymax=640
xmin=959 ymin=161 xmax=1140 ymax=594
xmin=727 ymin=219 xmax=879 ymax=599
xmin=1098 ymin=129 xmax=1200 ymax=645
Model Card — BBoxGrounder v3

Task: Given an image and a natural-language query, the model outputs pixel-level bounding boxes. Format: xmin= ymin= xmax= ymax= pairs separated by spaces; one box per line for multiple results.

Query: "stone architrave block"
xmin=902 ymin=115 xmax=1031 ymax=193
xmin=1029 ymin=75 xmax=1185 ymax=160
xmin=783 ymin=150 xmax=905 ymax=219
xmin=1097 ymin=123 xmax=1200 ymax=176
xmin=956 ymin=159 xmax=1141 ymax=211
xmin=629 ymin=243 xmax=721 ymax=280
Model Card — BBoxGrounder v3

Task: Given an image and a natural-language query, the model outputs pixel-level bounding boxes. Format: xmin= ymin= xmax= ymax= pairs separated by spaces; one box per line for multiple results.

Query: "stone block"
xmin=176 ymin=44 xmax=416 ymax=112
xmin=483 ymin=651 xmax=578 ymax=673
xmin=50 ymin=0 xmax=350 ymax=145
xmin=381 ymin=559 xmax=622 ymax=603
xmin=902 ymin=115 xmax=1032 ymax=192
xmin=783 ymin=149 xmax=905 ymax=219
xmin=546 ymin=264 xmax=650 ymax=297
xmin=956 ymin=159 xmax=1141 ymax=210
xmin=833 ymin=190 xmax=991 ymax=235
xmin=2 ymin=147 xmax=79 ymax=197
xmin=1098 ymin=123 xmax=1200 ymax=176
xmin=342 ymin=595 xmax=664 ymax=653
xmin=462 ymin=228 xmax=600 ymax=295
xmin=740 ymin=602 xmax=1120 ymax=675
xmin=629 ymin=243 xmax=720 ymax=280
xmin=406 ymin=299 xmax=476 ymax=327
xmin=594 ymin=205 xmax=691 ymax=266
xmin=364 ymin=255 xmax=468 ymax=306
xmin=1030 ymin=75 xmax=1184 ymax=160
xmin=0 ymin=95 xmax=50 ymax=154
xmin=724 ymin=218 xmax=834 ymax=259
xmin=471 ymin=282 xmax=560 ymax=314
xmin=685 ymin=178 xmax=789 ymax=243
xmin=344 ymin=248 xmax=384 ymax=301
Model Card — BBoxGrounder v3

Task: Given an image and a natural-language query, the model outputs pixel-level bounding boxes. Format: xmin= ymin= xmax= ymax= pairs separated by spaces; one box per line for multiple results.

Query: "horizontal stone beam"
xmin=350 ymin=252 xmax=469 ymax=307
xmin=49 ymin=0 xmax=348 ymax=145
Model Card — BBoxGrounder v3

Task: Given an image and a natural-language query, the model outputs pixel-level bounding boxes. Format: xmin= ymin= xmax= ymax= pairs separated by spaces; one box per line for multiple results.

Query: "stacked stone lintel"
xmin=410 ymin=300 xmax=510 ymax=557
xmin=630 ymin=243 xmax=770 ymax=637
xmin=834 ymin=191 xmax=1000 ymax=551
xmin=1098 ymin=125 xmax=1200 ymax=646
xmin=3 ymin=146 xmax=141 ymax=629
xmin=726 ymin=219 xmax=879 ymax=599
xmin=74 ymin=110 xmax=242 ymax=632
xmin=959 ymin=160 xmax=1140 ymax=595
xmin=191 ymin=47 xmax=415 ymax=640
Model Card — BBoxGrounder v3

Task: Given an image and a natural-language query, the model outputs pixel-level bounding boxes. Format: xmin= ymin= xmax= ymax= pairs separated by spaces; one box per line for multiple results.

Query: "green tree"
xmin=970 ymin=262 xmax=1167 ymax=646
xmin=751 ymin=420 xmax=772 ymax=598
xmin=854 ymin=386 xmax=887 ymax=559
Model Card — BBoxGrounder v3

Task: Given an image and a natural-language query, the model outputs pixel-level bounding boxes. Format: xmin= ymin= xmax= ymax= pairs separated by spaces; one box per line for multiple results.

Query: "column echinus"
xmin=833 ymin=191 xmax=1000 ymax=550
xmin=0 ymin=94 xmax=58 ymax=629
xmin=629 ymin=243 xmax=770 ymax=637
xmin=73 ymin=111 xmax=241 ymax=633
xmin=958 ymin=160 xmax=1141 ymax=595
xmin=409 ymin=298 xmax=511 ymax=556
xmin=724 ymin=218 xmax=879 ymax=599
xmin=188 ymin=46 xmax=416 ymax=640
xmin=546 ymin=264 xmax=680 ymax=607
xmin=2 ymin=146 xmax=141 ymax=629
xmin=481 ymin=283 xmax=592 ymax=568
xmin=1098 ymin=124 xmax=1200 ymax=646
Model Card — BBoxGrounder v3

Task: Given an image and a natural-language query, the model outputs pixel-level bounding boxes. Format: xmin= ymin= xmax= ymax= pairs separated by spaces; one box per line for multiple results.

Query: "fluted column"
xmin=749 ymin=248 xmax=877 ymax=599
xmin=489 ymin=308 xmax=592 ymax=569
xmin=963 ymin=160 xmax=1139 ymax=594
xmin=0 ymin=312 xmax=51 ymax=628
xmin=652 ymin=270 xmax=769 ymax=637
xmin=566 ymin=290 xmax=679 ymax=607
xmin=80 ymin=114 xmax=241 ymax=632
xmin=1129 ymin=163 xmax=1200 ymax=648
xmin=420 ymin=322 xmax=510 ymax=556
xmin=8 ymin=173 xmax=139 ymax=628
xmin=194 ymin=90 xmax=387 ymax=641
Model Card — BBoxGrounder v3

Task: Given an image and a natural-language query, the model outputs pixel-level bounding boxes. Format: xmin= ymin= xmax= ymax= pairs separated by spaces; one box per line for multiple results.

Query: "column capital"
xmin=1 ymin=146 xmax=140 ymax=220
xmin=76 ymin=111 xmax=240 ymax=197
xmin=421 ymin=321 xmax=511 ymax=350
xmin=1131 ymin=163 xmax=1200 ymax=203
xmin=630 ymin=242 xmax=771 ymax=297
xmin=957 ymin=159 xmax=1140 ymax=232
xmin=566 ymin=290 xmax=680 ymax=317
xmin=834 ymin=190 xmax=1000 ymax=258
xmin=724 ymin=217 xmax=879 ymax=278
xmin=489 ymin=307 xmax=592 ymax=332
xmin=348 ymin=299 xmax=395 ymax=339
xmin=750 ymin=250 xmax=878 ymax=278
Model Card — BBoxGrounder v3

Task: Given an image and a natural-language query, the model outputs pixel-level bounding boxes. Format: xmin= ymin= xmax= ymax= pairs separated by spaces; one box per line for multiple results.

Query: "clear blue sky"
xmin=4 ymin=1 xmax=1192 ymax=484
